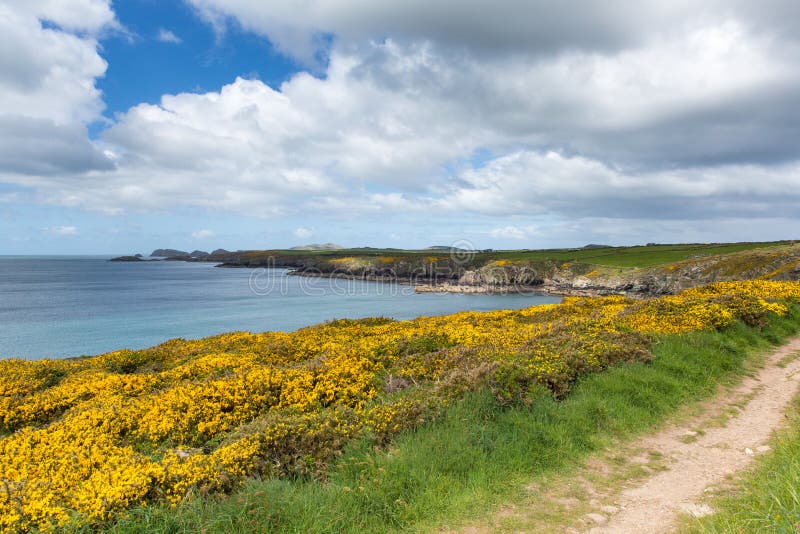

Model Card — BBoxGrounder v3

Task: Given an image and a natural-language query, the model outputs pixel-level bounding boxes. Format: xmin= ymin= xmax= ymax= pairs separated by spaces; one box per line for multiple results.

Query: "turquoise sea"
xmin=0 ymin=256 xmax=560 ymax=359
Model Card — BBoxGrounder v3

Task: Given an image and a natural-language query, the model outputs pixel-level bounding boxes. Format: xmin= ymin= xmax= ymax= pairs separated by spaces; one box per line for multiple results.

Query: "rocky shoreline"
xmin=114 ymin=242 xmax=800 ymax=298
xmin=285 ymin=270 xmax=663 ymax=297
xmin=282 ymin=245 xmax=800 ymax=297
xmin=287 ymin=271 xmax=561 ymax=295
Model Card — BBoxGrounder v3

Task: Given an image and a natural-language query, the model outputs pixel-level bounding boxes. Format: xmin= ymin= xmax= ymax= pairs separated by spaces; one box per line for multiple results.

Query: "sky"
xmin=1 ymin=0 xmax=799 ymax=254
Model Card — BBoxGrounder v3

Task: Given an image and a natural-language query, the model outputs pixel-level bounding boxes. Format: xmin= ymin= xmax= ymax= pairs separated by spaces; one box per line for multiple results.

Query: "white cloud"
xmin=20 ymin=0 xmax=117 ymax=34
xmin=293 ymin=226 xmax=313 ymax=239
xmin=185 ymin=0 xmax=800 ymax=64
xmin=191 ymin=229 xmax=215 ymax=239
xmin=0 ymin=1 xmax=114 ymax=179
xmin=443 ymin=150 xmax=800 ymax=220
xmin=488 ymin=226 xmax=536 ymax=240
xmin=2 ymin=0 xmax=800 ymax=245
xmin=5 ymin=25 xmax=794 ymax=224
xmin=157 ymin=28 xmax=182 ymax=44
xmin=44 ymin=225 xmax=79 ymax=236
xmin=0 ymin=4 xmax=109 ymax=124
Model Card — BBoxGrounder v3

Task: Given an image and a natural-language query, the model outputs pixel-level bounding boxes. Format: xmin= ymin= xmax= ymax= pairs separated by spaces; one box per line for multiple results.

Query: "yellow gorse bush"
xmin=1 ymin=281 xmax=799 ymax=531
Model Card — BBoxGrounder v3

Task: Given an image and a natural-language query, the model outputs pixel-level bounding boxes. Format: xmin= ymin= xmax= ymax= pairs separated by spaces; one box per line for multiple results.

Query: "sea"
xmin=0 ymin=256 xmax=561 ymax=360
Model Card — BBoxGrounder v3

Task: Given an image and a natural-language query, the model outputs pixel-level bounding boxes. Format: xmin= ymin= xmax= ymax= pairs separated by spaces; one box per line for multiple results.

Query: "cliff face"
xmin=302 ymin=246 xmax=800 ymax=296
xmin=536 ymin=245 xmax=800 ymax=296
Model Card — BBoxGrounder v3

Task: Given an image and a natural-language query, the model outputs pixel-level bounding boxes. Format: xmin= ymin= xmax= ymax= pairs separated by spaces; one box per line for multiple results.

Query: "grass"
xmin=684 ymin=392 xmax=800 ymax=532
xmin=215 ymin=240 xmax=794 ymax=270
xmin=490 ymin=241 xmax=792 ymax=268
xmin=102 ymin=306 xmax=800 ymax=533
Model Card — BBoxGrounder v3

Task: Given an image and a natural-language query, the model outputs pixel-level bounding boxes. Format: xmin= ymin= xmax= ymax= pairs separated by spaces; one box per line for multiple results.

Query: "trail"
xmin=455 ymin=337 xmax=800 ymax=534
xmin=583 ymin=336 xmax=800 ymax=533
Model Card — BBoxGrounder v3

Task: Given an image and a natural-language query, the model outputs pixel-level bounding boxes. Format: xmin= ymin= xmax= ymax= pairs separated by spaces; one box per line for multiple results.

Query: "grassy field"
xmin=206 ymin=241 xmax=800 ymax=289
xmin=220 ymin=240 xmax=795 ymax=269
xmin=490 ymin=241 xmax=793 ymax=268
xmin=106 ymin=305 xmax=800 ymax=533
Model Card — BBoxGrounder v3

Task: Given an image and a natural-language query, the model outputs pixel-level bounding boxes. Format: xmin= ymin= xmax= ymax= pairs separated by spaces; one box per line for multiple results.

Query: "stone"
xmin=585 ymin=513 xmax=608 ymax=525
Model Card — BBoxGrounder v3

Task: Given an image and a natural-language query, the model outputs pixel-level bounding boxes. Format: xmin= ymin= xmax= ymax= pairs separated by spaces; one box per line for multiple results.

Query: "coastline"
xmin=284 ymin=269 xmax=636 ymax=297
xmin=114 ymin=241 xmax=800 ymax=300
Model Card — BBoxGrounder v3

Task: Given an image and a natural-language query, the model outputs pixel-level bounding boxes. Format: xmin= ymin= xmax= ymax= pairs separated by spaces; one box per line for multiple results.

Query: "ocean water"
xmin=0 ymin=256 xmax=561 ymax=359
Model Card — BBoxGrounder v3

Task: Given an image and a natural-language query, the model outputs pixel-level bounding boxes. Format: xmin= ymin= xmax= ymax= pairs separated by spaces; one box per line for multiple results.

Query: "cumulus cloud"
xmin=444 ymin=151 xmax=800 ymax=220
xmin=157 ymin=28 xmax=182 ymax=44
xmin=0 ymin=1 xmax=114 ymax=181
xmin=18 ymin=0 xmax=117 ymax=34
xmin=0 ymin=117 xmax=114 ymax=175
xmin=2 ymin=0 xmax=800 ymax=245
xmin=185 ymin=0 xmax=800 ymax=63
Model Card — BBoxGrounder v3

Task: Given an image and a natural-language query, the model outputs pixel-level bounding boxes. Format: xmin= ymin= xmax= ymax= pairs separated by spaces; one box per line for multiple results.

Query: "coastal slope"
xmin=195 ymin=240 xmax=800 ymax=296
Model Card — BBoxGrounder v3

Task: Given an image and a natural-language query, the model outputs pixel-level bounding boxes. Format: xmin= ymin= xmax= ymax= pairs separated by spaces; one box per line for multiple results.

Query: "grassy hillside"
xmin=2 ymin=281 xmax=800 ymax=531
xmin=483 ymin=241 xmax=792 ymax=267
xmin=108 ymin=312 xmax=800 ymax=534
xmin=202 ymin=241 xmax=800 ymax=295
xmin=207 ymin=240 xmax=795 ymax=269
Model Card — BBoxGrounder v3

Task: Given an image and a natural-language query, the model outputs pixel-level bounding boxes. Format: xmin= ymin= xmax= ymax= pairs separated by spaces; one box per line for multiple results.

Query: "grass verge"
xmin=104 ymin=307 xmax=800 ymax=534
xmin=684 ymin=387 xmax=800 ymax=532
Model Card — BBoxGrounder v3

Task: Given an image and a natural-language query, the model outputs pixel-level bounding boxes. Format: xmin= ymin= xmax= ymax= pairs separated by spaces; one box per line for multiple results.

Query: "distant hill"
xmin=582 ymin=244 xmax=611 ymax=249
xmin=151 ymin=248 xmax=188 ymax=257
xmin=189 ymin=250 xmax=209 ymax=258
xmin=211 ymin=249 xmax=230 ymax=255
xmin=290 ymin=243 xmax=345 ymax=251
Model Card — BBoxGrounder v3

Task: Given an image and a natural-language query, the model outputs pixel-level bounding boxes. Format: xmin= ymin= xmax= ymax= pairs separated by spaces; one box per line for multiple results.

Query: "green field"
xmin=212 ymin=240 xmax=796 ymax=270
xmin=489 ymin=241 xmax=793 ymax=268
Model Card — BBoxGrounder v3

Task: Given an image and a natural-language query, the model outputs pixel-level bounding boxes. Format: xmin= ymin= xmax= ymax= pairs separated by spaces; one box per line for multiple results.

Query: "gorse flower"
xmin=0 ymin=281 xmax=798 ymax=531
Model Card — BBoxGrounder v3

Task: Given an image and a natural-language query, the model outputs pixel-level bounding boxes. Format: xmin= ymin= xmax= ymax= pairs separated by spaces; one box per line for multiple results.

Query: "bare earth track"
xmin=582 ymin=336 xmax=800 ymax=533
xmin=455 ymin=337 xmax=800 ymax=533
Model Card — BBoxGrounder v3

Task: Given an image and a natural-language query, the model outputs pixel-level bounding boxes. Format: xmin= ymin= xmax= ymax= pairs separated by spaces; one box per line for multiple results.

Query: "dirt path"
xmin=453 ymin=337 xmax=800 ymax=534
xmin=583 ymin=336 xmax=800 ymax=533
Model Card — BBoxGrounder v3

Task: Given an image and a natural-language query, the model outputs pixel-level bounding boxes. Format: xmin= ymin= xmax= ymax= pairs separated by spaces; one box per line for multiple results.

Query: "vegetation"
xmin=111 ymin=289 xmax=800 ymax=533
xmin=208 ymin=239 xmax=796 ymax=269
xmin=1 ymin=282 xmax=800 ymax=532
xmin=205 ymin=241 xmax=800 ymax=294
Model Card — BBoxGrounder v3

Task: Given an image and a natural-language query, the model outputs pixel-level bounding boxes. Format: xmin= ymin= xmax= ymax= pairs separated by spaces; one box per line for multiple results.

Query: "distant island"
xmin=150 ymin=248 xmax=189 ymax=257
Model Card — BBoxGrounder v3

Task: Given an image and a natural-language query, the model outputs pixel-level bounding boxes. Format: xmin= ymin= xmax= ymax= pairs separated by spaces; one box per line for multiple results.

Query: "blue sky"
xmin=1 ymin=1 xmax=799 ymax=254
xmin=96 ymin=1 xmax=300 ymax=120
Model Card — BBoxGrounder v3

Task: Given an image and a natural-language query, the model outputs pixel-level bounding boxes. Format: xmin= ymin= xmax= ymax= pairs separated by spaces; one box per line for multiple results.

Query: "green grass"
xmin=685 ymin=393 xmax=800 ymax=532
xmin=227 ymin=240 xmax=792 ymax=270
xmin=100 ymin=306 xmax=800 ymax=534
xmin=483 ymin=241 xmax=791 ymax=268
